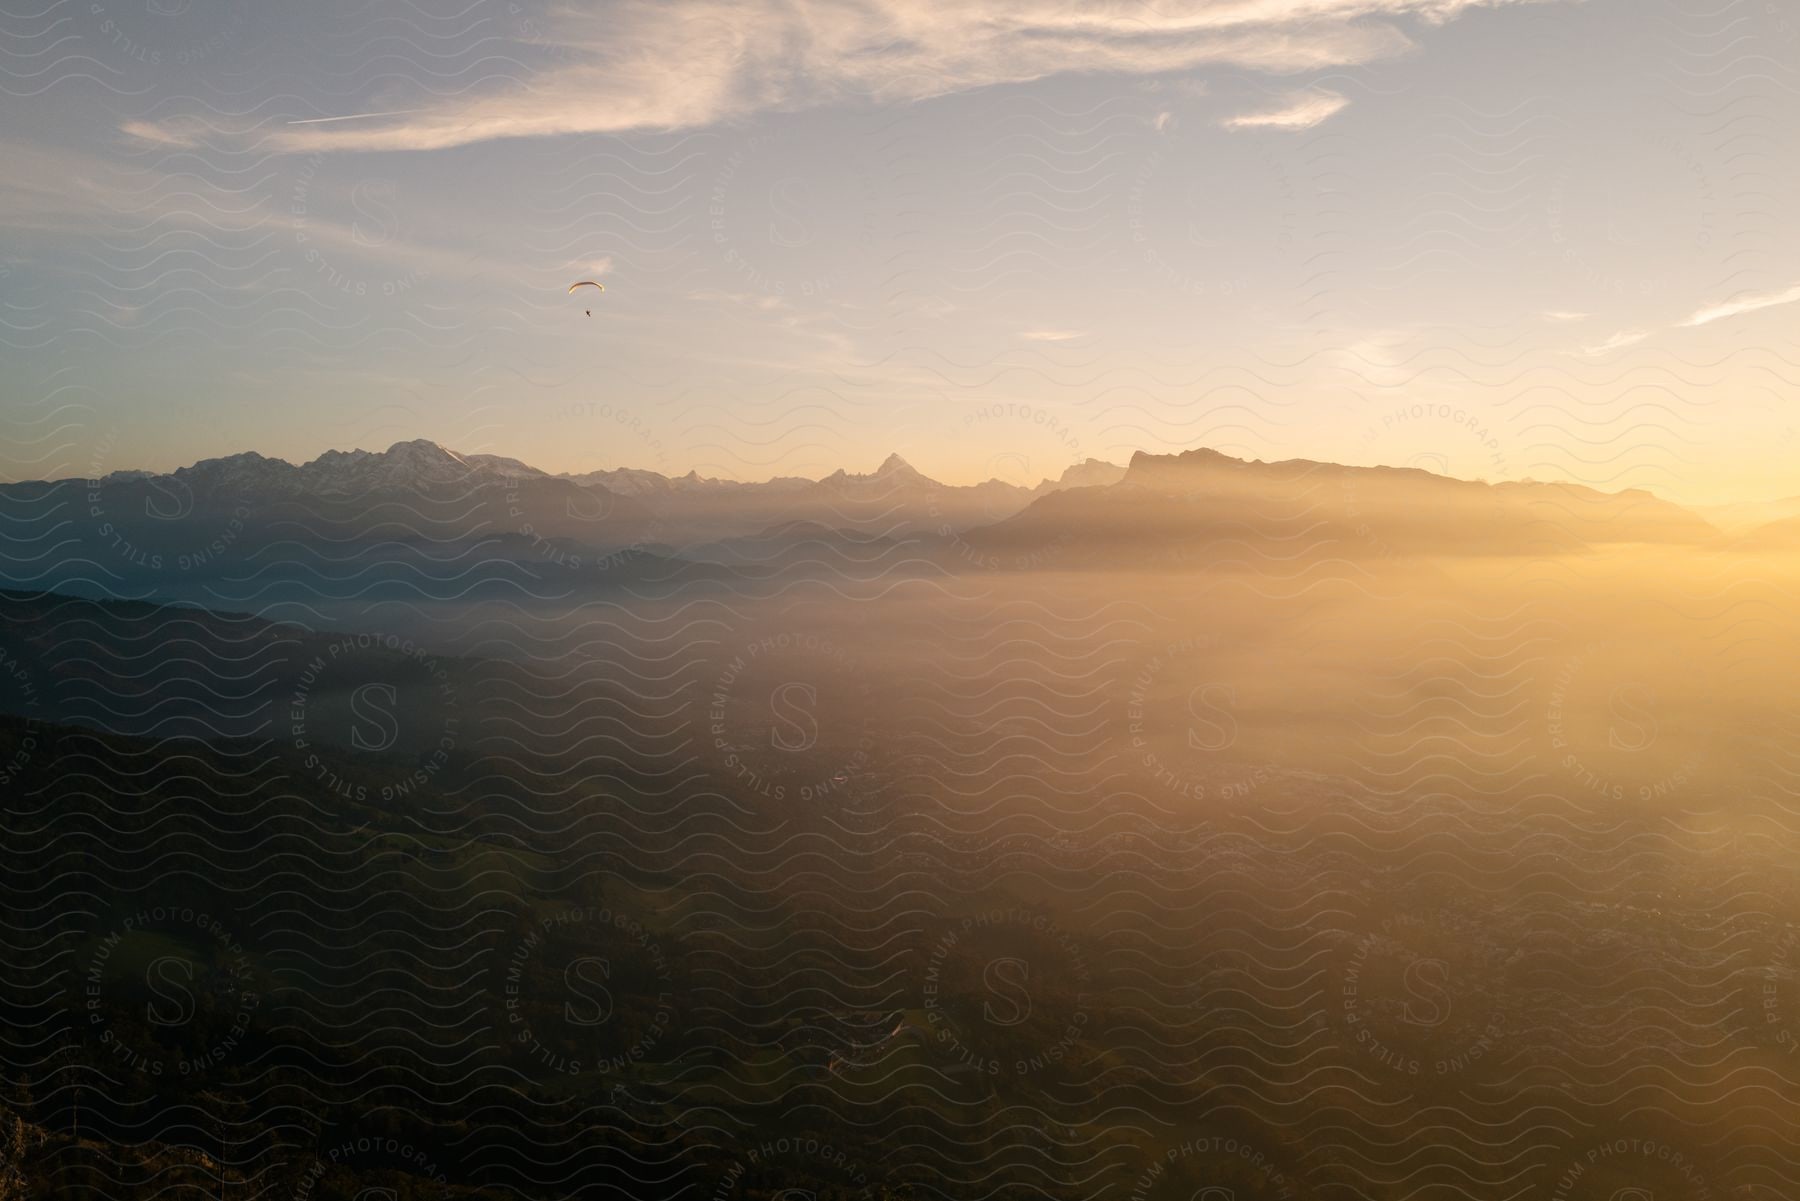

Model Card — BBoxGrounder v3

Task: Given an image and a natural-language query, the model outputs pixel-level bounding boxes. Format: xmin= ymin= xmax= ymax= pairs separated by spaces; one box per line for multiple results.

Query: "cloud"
xmin=1679 ymin=283 xmax=1800 ymax=329
xmin=1541 ymin=310 xmax=1589 ymax=323
xmin=1019 ymin=329 xmax=1084 ymax=342
xmin=118 ymin=120 xmax=201 ymax=148
xmin=1582 ymin=329 xmax=1648 ymax=356
xmin=1571 ymin=282 xmax=1800 ymax=358
xmin=1221 ymin=87 xmax=1350 ymax=130
xmin=0 ymin=138 xmax=156 ymax=232
xmin=158 ymin=0 xmax=1564 ymax=154
xmin=1334 ymin=331 xmax=1417 ymax=386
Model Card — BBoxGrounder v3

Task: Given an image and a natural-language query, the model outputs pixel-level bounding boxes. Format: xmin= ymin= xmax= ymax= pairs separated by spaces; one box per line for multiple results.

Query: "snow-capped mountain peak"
xmin=156 ymin=439 xmax=514 ymax=497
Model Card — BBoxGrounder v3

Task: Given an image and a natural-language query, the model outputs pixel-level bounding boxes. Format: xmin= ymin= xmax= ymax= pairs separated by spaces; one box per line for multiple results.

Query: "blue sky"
xmin=3 ymin=0 xmax=1796 ymax=501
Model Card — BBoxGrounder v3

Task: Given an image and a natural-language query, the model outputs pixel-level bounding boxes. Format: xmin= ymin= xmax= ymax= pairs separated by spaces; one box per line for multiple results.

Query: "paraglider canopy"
xmin=569 ymin=280 xmax=604 ymax=316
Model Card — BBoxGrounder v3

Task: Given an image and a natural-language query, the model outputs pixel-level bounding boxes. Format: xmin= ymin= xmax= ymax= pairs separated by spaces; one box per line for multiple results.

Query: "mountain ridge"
xmin=9 ymin=439 xmax=1747 ymax=569
xmin=967 ymin=444 xmax=1719 ymax=565
xmin=65 ymin=438 xmax=1123 ymax=499
xmin=63 ymin=439 xmax=1735 ymax=514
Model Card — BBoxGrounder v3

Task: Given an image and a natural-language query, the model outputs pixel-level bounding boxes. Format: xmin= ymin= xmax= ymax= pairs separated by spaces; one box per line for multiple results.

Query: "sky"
xmin=2 ymin=0 xmax=1797 ymax=504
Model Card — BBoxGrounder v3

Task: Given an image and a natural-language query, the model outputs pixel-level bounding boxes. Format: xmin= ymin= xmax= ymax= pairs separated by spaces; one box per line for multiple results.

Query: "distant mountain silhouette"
xmin=4 ymin=441 xmax=1123 ymax=559
xmin=1733 ymin=515 xmax=1800 ymax=550
xmin=562 ymin=452 xmax=1124 ymax=542
xmin=1697 ymin=495 xmax=1800 ymax=537
xmin=94 ymin=438 xmax=539 ymax=496
xmin=963 ymin=447 xmax=1717 ymax=565
xmin=0 ymin=441 xmax=1730 ymax=601
xmin=0 ymin=440 xmax=661 ymax=594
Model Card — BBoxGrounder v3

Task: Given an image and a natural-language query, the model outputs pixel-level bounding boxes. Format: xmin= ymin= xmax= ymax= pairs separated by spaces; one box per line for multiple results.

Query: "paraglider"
xmin=569 ymin=280 xmax=603 ymax=317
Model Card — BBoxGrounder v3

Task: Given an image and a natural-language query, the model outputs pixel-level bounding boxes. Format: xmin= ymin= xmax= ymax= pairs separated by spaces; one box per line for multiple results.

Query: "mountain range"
xmin=0 ymin=438 xmax=1771 ymax=609
xmin=86 ymin=438 xmax=1119 ymax=507
xmin=51 ymin=439 xmax=1128 ymax=547
xmin=970 ymin=446 xmax=1719 ymax=564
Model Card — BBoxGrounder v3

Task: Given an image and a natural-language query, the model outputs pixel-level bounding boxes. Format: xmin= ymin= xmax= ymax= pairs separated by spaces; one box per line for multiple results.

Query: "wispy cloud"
xmin=0 ymin=137 xmax=169 ymax=232
xmin=1019 ymin=329 xmax=1084 ymax=342
xmin=1335 ymin=330 xmax=1417 ymax=386
xmin=1680 ymin=283 xmax=1800 ymax=329
xmin=1541 ymin=310 xmax=1590 ymax=322
xmin=0 ymin=135 xmax=556 ymax=295
xmin=1582 ymin=329 xmax=1649 ymax=356
xmin=1575 ymin=282 xmax=1800 ymax=357
xmin=1221 ymin=87 xmax=1350 ymax=131
xmin=140 ymin=0 xmax=1565 ymax=154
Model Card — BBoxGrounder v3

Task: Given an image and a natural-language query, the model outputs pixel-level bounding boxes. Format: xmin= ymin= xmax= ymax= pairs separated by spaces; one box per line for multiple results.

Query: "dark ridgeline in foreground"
xmin=2 ymin=443 xmax=1798 ymax=1199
